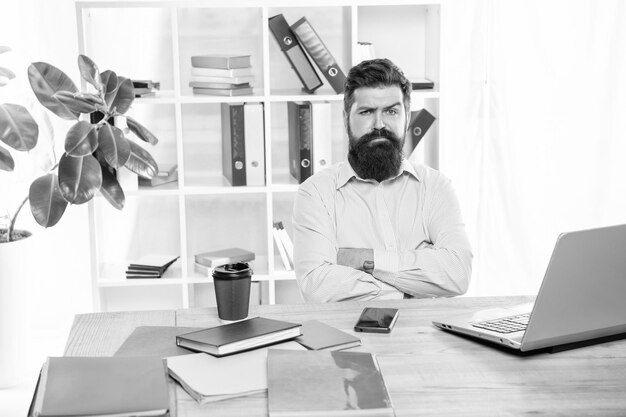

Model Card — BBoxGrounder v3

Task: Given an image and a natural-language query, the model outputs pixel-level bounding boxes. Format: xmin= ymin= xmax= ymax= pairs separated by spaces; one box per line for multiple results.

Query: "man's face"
xmin=345 ymin=85 xmax=409 ymax=182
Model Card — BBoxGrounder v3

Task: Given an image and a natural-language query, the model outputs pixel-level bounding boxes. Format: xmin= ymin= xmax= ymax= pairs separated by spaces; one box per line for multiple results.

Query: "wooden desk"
xmin=64 ymin=296 xmax=626 ymax=416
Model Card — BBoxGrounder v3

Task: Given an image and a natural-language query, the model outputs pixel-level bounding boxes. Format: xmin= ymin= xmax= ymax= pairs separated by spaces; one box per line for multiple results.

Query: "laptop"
xmin=432 ymin=224 xmax=626 ymax=353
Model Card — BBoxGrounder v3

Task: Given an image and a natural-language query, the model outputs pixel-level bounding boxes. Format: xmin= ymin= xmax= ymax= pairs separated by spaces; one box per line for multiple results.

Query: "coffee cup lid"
xmin=213 ymin=262 xmax=252 ymax=279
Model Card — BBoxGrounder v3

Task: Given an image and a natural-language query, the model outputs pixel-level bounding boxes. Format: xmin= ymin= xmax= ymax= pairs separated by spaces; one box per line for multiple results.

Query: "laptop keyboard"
xmin=472 ymin=313 xmax=530 ymax=334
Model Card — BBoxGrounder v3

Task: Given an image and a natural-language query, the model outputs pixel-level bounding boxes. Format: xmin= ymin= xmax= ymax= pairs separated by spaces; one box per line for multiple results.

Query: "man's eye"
xmin=385 ymin=109 xmax=398 ymax=115
xmin=359 ymin=110 xmax=371 ymax=115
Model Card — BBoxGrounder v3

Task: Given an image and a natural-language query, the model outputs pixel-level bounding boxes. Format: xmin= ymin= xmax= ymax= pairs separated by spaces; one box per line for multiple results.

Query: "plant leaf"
xmin=28 ymin=62 xmax=79 ymax=120
xmin=97 ymin=124 xmax=131 ymax=168
xmin=0 ymin=103 xmax=39 ymax=151
xmin=77 ymin=55 xmax=101 ymax=90
xmin=58 ymin=153 xmax=102 ymax=204
xmin=125 ymin=116 xmax=159 ymax=145
xmin=53 ymin=91 xmax=98 ymax=114
xmin=0 ymin=145 xmax=15 ymax=171
xmin=124 ymin=140 xmax=157 ymax=179
xmin=0 ymin=66 xmax=16 ymax=80
xmin=100 ymin=70 xmax=118 ymax=95
xmin=105 ymin=77 xmax=134 ymax=115
xmin=99 ymin=164 xmax=125 ymax=210
xmin=65 ymin=121 xmax=98 ymax=156
xmin=0 ymin=46 xmax=11 ymax=54
xmin=0 ymin=75 xmax=9 ymax=87
xmin=78 ymin=92 xmax=104 ymax=106
xmin=28 ymin=173 xmax=68 ymax=227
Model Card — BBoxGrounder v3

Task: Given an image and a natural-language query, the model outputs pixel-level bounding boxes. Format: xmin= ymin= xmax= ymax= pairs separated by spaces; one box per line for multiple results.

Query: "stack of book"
xmin=189 ymin=54 xmax=254 ymax=96
xmin=131 ymin=79 xmax=160 ymax=98
xmin=126 ymin=254 xmax=179 ymax=279
xmin=272 ymin=221 xmax=293 ymax=271
xmin=193 ymin=247 xmax=255 ymax=276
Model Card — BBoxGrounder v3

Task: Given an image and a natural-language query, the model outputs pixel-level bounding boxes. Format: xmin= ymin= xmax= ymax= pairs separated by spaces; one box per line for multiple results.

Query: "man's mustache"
xmin=357 ymin=128 xmax=401 ymax=144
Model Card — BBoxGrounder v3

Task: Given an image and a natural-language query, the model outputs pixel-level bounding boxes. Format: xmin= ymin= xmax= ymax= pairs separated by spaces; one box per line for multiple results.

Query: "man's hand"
xmin=337 ymin=248 xmax=374 ymax=273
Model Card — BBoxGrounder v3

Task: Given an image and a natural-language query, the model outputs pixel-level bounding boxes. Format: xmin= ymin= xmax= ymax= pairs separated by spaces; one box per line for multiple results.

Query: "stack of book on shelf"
xmin=190 ymin=54 xmax=254 ymax=96
xmin=272 ymin=221 xmax=293 ymax=271
xmin=175 ymin=317 xmax=302 ymax=357
xmin=166 ymin=341 xmax=305 ymax=404
xmin=126 ymin=254 xmax=179 ymax=279
xmin=28 ymin=357 xmax=170 ymax=417
xmin=267 ymin=350 xmax=395 ymax=417
xmin=132 ymin=79 xmax=160 ymax=98
xmin=139 ymin=163 xmax=178 ymax=187
xmin=194 ymin=247 xmax=255 ymax=276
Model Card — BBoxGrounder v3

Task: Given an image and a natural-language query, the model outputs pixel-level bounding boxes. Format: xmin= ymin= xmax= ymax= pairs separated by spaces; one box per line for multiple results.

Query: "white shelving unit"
xmin=76 ymin=0 xmax=442 ymax=312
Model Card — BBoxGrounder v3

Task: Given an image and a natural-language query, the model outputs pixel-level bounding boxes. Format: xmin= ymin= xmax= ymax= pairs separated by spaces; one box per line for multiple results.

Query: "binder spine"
xmin=299 ymin=103 xmax=312 ymax=182
xmin=269 ymin=14 xmax=323 ymax=94
xmin=291 ymin=17 xmax=346 ymax=94
xmin=244 ymin=103 xmax=266 ymax=186
xmin=221 ymin=103 xmax=247 ymax=186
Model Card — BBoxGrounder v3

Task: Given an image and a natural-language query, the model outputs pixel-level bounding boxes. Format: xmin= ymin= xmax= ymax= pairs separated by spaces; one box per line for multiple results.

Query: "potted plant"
xmin=1 ymin=49 xmax=159 ymax=242
xmin=0 ymin=47 xmax=160 ymax=387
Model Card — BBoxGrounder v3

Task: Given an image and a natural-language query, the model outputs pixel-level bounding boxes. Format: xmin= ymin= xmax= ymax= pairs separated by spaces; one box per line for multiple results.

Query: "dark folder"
xmin=290 ymin=17 xmax=346 ymax=94
xmin=221 ymin=102 xmax=247 ymax=186
xmin=269 ymin=14 xmax=323 ymax=94
xmin=287 ymin=101 xmax=313 ymax=184
xmin=407 ymin=108 xmax=436 ymax=151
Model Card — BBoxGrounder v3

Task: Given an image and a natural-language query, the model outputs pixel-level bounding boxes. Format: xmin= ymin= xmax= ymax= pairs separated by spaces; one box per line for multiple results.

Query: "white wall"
xmin=0 ymin=1 xmax=92 ymax=414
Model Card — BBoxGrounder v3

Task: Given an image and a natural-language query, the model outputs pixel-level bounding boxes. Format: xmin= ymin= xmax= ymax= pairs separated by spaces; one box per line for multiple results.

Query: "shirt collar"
xmin=337 ymin=158 xmax=421 ymax=189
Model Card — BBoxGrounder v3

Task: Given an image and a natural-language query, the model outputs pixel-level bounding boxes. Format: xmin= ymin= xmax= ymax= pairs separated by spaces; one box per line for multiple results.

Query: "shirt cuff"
xmin=373 ymin=250 xmax=400 ymax=278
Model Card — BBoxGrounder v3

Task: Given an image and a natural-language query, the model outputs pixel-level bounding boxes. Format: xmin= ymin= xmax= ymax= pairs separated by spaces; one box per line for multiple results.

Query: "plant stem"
xmin=8 ymin=196 xmax=29 ymax=242
xmin=7 ymin=161 xmax=60 ymax=242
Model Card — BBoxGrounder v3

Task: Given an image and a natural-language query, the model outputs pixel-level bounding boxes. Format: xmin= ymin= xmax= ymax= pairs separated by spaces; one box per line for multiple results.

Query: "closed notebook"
xmin=176 ymin=316 xmax=302 ymax=357
xmin=166 ymin=341 xmax=306 ymax=404
xmin=29 ymin=356 xmax=170 ymax=417
xmin=267 ymin=350 xmax=395 ymax=417
xmin=194 ymin=247 xmax=255 ymax=267
xmin=295 ymin=320 xmax=361 ymax=351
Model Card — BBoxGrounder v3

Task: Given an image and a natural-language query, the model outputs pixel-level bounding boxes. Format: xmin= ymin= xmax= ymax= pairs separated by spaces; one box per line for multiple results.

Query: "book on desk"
xmin=176 ymin=316 xmax=302 ymax=357
xmin=28 ymin=356 xmax=170 ymax=417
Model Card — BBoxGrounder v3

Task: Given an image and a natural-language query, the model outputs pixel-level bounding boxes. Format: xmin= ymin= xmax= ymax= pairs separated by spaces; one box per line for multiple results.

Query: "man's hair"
xmin=343 ymin=58 xmax=412 ymax=115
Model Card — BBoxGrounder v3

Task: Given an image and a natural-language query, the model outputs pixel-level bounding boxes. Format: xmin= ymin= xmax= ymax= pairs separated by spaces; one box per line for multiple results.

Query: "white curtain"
xmin=441 ymin=0 xmax=626 ymax=296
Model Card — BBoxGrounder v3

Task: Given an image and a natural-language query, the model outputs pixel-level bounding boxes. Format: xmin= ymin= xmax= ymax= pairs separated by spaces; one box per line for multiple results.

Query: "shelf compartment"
xmin=92 ymin=195 xmax=181 ymax=280
xmin=99 ymin=286 xmax=184 ymax=312
xmin=177 ymin=7 xmax=265 ymax=97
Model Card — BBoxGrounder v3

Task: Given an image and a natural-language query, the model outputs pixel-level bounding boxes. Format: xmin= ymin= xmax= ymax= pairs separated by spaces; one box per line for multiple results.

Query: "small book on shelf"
xmin=194 ymin=247 xmax=255 ymax=268
xmin=191 ymin=66 xmax=253 ymax=77
xmin=192 ymin=86 xmax=253 ymax=96
xmin=272 ymin=221 xmax=293 ymax=270
xmin=191 ymin=54 xmax=251 ymax=69
xmin=139 ymin=163 xmax=178 ymax=187
xmin=267 ymin=350 xmax=395 ymax=417
xmin=295 ymin=320 xmax=362 ymax=351
xmin=28 ymin=356 xmax=170 ymax=417
xmin=410 ymin=77 xmax=435 ymax=90
xmin=126 ymin=254 xmax=179 ymax=279
xmin=176 ymin=317 xmax=302 ymax=357
xmin=166 ymin=341 xmax=306 ymax=404
xmin=189 ymin=74 xmax=255 ymax=85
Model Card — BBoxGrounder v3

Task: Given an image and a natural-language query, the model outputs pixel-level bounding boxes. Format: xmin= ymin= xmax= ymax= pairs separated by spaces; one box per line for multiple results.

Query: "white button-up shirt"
xmin=293 ymin=159 xmax=473 ymax=302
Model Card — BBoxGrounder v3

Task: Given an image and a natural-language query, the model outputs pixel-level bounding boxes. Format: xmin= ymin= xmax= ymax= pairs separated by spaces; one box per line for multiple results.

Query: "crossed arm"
xmin=292 ymin=179 xmax=473 ymax=303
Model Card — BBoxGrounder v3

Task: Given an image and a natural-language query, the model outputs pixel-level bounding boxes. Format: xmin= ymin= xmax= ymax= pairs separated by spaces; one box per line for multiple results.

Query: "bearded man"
xmin=292 ymin=58 xmax=473 ymax=302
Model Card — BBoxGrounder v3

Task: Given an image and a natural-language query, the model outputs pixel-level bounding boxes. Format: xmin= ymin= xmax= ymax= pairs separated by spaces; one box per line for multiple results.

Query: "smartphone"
xmin=354 ymin=307 xmax=399 ymax=333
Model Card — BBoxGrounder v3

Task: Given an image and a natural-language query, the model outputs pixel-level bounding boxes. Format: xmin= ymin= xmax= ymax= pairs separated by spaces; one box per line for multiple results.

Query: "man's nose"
xmin=373 ymin=112 xmax=385 ymax=129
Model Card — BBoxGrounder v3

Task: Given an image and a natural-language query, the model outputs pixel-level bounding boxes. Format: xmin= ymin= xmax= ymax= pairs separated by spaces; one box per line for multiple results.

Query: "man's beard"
xmin=347 ymin=127 xmax=404 ymax=182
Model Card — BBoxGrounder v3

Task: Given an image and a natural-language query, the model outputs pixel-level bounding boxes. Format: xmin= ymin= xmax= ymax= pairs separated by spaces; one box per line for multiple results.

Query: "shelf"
xmin=80 ymin=0 xmax=442 ymax=311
